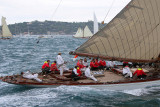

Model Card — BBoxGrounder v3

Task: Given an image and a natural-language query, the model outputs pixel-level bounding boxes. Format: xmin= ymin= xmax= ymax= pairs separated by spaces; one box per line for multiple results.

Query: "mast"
xmin=70 ymin=0 xmax=160 ymax=63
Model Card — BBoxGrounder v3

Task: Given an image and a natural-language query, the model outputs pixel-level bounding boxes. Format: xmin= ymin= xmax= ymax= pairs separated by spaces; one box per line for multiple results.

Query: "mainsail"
xmin=83 ymin=26 xmax=93 ymax=38
xmin=1 ymin=16 xmax=13 ymax=38
xmin=73 ymin=27 xmax=83 ymax=38
xmin=74 ymin=26 xmax=93 ymax=38
xmin=70 ymin=0 xmax=160 ymax=62
xmin=93 ymin=13 xmax=99 ymax=34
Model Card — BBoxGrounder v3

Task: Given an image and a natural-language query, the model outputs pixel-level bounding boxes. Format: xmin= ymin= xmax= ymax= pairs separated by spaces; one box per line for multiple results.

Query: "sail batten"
xmin=1 ymin=16 xmax=12 ymax=38
xmin=71 ymin=0 xmax=160 ymax=62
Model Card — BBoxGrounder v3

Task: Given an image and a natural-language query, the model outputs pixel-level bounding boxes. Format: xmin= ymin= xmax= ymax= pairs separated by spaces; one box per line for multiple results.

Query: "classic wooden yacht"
xmin=1 ymin=0 xmax=160 ymax=90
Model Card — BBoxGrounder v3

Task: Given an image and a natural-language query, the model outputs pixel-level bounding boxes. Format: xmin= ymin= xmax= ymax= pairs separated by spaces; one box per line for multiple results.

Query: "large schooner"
xmin=1 ymin=0 xmax=160 ymax=90
xmin=0 ymin=16 xmax=13 ymax=39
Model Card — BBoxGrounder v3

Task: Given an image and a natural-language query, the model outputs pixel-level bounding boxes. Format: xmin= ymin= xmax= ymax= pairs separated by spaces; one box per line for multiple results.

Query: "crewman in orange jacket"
xmin=50 ymin=61 xmax=59 ymax=73
xmin=42 ymin=60 xmax=50 ymax=74
xmin=133 ymin=67 xmax=146 ymax=79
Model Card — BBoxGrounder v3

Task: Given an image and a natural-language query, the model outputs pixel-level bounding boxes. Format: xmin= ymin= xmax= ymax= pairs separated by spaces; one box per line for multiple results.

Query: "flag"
xmin=73 ymin=55 xmax=78 ymax=61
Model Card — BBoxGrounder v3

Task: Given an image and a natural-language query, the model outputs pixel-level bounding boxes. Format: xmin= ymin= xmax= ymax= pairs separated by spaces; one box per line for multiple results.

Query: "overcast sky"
xmin=0 ymin=0 xmax=131 ymax=24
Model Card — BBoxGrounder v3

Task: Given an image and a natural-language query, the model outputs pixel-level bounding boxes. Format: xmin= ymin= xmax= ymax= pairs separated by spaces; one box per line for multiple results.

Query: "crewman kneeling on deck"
xmin=71 ymin=66 xmax=81 ymax=81
xmin=122 ymin=64 xmax=132 ymax=78
xmin=133 ymin=66 xmax=146 ymax=79
xmin=50 ymin=61 xmax=59 ymax=73
xmin=42 ymin=60 xmax=50 ymax=75
xmin=85 ymin=66 xmax=97 ymax=81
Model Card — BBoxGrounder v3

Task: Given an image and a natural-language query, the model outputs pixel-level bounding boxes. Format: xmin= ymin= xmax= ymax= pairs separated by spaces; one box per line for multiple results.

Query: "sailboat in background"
xmin=73 ymin=25 xmax=93 ymax=38
xmin=0 ymin=16 xmax=13 ymax=39
xmin=93 ymin=13 xmax=99 ymax=34
xmin=73 ymin=27 xmax=83 ymax=38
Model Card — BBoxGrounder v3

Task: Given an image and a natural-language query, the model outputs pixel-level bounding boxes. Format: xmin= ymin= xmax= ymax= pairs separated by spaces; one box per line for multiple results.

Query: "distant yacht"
xmin=73 ymin=25 xmax=93 ymax=38
xmin=0 ymin=16 xmax=13 ymax=39
xmin=93 ymin=13 xmax=99 ymax=34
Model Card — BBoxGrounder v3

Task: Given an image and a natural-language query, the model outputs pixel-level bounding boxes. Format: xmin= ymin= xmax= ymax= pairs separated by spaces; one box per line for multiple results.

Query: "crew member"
xmin=122 ymin=64 xmax=132 ymax=78
xmin=90 ymin=59 xmax=99 ymax=70
xmin=99 ymin=59 xmax=106 ymax=70
xmin=50 ymin=61 xmax=59 ymax=73
xmin=77 ymin=59 xmax=84 ymax=69
xmin=42 ymin=60 xmax=50 ymax=74
xmin=133 ymin=66 xmax=146 ymax=79
xmin=56 ymin=53 xmax=69 ymax=76
xmin=71 ymin=66 xmax=81 ymax=81
xmin=85 ymin=66 xmax=97 ymax=81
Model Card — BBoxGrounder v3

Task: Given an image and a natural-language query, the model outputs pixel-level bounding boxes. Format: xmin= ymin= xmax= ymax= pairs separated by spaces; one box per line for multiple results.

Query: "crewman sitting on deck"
xmin=77 ymin=59 xmax=84 ymax=69
xmin=99 ymin=59 xmax=106 ymax=70
xmin=42 ymin=60 xmax=50 ymax=75
xmin=133 ymin=66 xmax=147 ymax=79
xmin=50 ymin=61 xmax=59 ymax=73
xmin=90 ymin=59 xmax=99 ymax=70
xmin=122 ymin=64 xmax=132 ymax=78
xmin=71 ymin=66 xmax=81 ymax=81
xmin=83 ymin=58 xmax=88 ymax=67
xmin=85 ymin=66 xmax=97 ymax=81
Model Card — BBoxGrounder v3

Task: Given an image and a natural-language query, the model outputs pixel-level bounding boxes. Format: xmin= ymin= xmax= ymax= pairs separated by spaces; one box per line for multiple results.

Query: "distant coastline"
xmin=5 ymin=20 xmax=106 ymax=35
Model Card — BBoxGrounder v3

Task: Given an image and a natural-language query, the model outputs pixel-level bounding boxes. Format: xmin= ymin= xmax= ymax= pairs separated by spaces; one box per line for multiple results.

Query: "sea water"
xmin=0 ymin=35 xmax=160 ymax=107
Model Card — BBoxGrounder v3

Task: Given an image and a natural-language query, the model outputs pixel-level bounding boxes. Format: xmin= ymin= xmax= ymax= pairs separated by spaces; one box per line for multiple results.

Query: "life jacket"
xmin=77 ymin=67 xmax=81 ymax=76
xmin=90 ymin=61 xmax=94 ymax=68
xmin=50 ymin=63 xmax=58 ymax=71
xmin=133 ymin=68 xmax=146 ymax=76
xmin=99 ymin=60 xmax=106 ymax=66
xmin=94 ymin=61 xmax=99 ymax=68
xmin=42 ymin=61 xmax=50 ymax=69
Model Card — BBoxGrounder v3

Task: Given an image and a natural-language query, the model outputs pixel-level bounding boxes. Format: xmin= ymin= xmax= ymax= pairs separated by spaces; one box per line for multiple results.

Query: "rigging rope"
xmin=102 ymin=0 xmax=116 ymax=24
xmin=50 ymin=0 xmax=63 ymax=20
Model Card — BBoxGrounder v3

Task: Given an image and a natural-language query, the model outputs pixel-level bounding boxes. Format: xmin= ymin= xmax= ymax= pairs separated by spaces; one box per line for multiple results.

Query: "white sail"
xmin=83 ymin=26 xmax=93 ymax=38
xmin=93 ymin=13 xmax=99 ymax=34
xmin=73 ymin=27 xmax=83 ymax=38
xmin=1 ymin=16 xmax=12 ymax=38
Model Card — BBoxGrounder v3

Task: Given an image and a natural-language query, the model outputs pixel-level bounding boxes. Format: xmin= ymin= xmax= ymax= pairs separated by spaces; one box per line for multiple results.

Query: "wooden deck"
xmin=77 ymin=70 xmax=125 ymax=83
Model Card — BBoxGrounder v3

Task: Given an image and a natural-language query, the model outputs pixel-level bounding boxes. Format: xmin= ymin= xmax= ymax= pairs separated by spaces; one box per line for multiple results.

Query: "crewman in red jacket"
xmin=77 ymin=67 xmax=82 ymax=76
xmin=133 ymin=67 xmax=146 ymax=79
xmin=42 ymin=60 xmax=50 ymax=74
xmin=90 ymin=58 xmax=99 ymax=70
xmin=50 ymin=61 xmax=59 ymax=73
xmin=99 ymin=59 xmax=106 ymax=70
xmin=77 ymin=59 xmax=84 ymax=69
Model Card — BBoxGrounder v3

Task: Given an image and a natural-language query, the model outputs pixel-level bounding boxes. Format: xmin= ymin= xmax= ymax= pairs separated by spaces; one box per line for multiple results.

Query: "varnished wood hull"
xmin=3 ymin=78 xmax=160 ymax=90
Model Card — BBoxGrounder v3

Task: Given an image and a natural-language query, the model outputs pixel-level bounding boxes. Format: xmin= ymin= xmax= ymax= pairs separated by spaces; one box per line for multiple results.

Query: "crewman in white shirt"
xmin=85 ymin=66 xmax=97 ymax=81
xmin=56 ymin=53 xmax=69 ymax=76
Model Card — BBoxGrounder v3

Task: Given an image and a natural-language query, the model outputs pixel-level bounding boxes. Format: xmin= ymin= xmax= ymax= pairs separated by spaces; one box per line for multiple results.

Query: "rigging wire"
xmin=102 ymin=0 xmax=116 ymax=24
xmin=20 ymin=0 xmax=64 ymax=72
xmin=50 ymin=0 xmax=63 ymax=20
